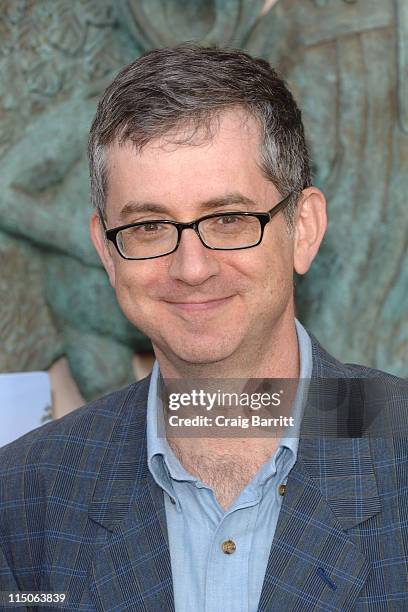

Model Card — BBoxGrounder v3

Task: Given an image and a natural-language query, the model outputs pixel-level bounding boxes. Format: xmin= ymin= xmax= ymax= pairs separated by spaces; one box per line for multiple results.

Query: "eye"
xmin=202 ymin=214 xmax=250 ymax=234
xmin=139 ymin=222 xmax=162 ymax=232
xmin=130 ymin=222 xmax=170 ymax=234
xmin=124 ymin=222 xmax=173 ymax=241
xmin=125 ymin=221 xmax=175 ymax=240
xmin=220 ymin=215 xmax=240 ymax=225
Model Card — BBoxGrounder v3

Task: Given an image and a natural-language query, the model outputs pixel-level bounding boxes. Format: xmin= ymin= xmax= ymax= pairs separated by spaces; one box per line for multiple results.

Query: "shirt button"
xmin=221 ymin=540 xmax=236 ymax=555
xmin=169 ymin=496 xmax=176 ymax=504
xmin=278 ymin=483 xmax=286 ymax=496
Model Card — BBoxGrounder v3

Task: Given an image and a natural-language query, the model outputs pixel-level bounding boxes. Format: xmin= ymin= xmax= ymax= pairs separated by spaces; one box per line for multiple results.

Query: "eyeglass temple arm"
xmin=97 ymin=208 xmax=108 ymax=231
xmin=268 ymin=192 xmax=294 ymax=218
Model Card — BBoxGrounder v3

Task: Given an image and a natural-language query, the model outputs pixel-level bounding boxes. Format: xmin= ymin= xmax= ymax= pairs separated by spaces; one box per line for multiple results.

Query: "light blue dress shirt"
xmin=146 ymin=319 xmax=312 ymax=612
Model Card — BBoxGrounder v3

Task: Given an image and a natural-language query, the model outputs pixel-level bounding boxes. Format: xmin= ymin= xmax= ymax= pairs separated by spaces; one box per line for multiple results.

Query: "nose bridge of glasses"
xmin=176 ymin=219 xmax=207 ymax=245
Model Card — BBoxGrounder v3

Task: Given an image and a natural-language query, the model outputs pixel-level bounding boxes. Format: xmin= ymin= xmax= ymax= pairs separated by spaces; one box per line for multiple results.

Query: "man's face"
xmin=94 ymin=110 xmax=298 ymax=371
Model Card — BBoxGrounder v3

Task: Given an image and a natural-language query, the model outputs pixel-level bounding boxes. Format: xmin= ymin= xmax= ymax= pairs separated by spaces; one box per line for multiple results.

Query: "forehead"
xmin=104 ymin=109 xmax=276 ymax=219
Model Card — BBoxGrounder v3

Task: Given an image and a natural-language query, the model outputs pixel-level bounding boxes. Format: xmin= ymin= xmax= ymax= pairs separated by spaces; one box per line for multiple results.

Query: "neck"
xmin=168 ymin=437 xmax=282 ymax=511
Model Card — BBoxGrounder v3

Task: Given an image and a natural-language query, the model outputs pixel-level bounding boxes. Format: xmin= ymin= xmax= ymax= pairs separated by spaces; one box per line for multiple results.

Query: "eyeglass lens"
xmin=116 ymin=214 xmax=262 ymax=259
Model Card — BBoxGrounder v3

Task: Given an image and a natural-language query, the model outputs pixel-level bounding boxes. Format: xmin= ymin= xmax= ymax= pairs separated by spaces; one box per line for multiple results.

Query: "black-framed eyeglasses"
xmin=99 ymin=192 xmax=294 ymax=261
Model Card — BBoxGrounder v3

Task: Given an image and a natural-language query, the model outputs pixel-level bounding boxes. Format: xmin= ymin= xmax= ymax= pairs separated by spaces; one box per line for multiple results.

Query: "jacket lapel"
xmin=258 ymin=335 xmax=381 ymax=611
xmin=87 ymin=378 xmax=174 ymax=612
xmin=257 ymin=448 xmax=376 ymax=611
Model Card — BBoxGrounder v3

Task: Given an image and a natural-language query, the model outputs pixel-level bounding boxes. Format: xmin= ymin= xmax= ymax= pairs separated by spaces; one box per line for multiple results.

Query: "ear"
xmin=89 ymin=212 xmax=116 ymax=287
xmin=293 ymin=187 xmax=327 ymax=275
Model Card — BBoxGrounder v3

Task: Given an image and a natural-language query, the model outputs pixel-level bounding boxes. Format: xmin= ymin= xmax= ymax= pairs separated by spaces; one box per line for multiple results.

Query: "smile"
xmin=164 ymin=296 xmax=233 ymax=312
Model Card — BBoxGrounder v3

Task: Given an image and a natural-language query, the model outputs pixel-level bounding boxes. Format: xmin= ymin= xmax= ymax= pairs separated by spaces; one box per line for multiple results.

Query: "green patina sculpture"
xmin=246 ymin=0 xmax=408 ymax=373
xmin=0 ymin=0 xmax=406 ymax=400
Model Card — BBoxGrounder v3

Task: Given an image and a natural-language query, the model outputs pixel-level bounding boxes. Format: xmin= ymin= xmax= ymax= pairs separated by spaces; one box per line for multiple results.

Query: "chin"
xmin=161 ymin=334 xmax=240 ymax=366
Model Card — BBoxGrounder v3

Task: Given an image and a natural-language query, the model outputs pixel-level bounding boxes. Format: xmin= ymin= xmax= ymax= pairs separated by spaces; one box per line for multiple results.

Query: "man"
xmin=0 ymin=44 xmax=407 ymax=611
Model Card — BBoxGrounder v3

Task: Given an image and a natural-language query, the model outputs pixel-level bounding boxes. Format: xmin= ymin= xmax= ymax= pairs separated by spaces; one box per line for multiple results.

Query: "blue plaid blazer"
xmin=0 ymin=336 xmax=407 ymax=611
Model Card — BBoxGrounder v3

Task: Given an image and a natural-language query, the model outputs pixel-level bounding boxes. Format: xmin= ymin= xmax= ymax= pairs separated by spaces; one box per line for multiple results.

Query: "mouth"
xmin=164 ymin=296 xmax=234 ymax=312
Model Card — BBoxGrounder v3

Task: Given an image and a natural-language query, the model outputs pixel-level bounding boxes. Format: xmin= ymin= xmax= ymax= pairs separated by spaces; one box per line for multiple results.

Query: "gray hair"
xmin=88 ymin=43 xmax=311 ymax=228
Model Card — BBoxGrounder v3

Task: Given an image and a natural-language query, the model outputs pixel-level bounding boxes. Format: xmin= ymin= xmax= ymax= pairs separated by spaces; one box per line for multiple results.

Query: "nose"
xmin=168 ymin=227 xmax=219 ymax=285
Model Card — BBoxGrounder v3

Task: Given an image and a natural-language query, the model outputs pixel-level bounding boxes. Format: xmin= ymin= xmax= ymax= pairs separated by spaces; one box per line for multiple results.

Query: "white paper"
xmin=0 ymin=372 xmax=52 ymax=448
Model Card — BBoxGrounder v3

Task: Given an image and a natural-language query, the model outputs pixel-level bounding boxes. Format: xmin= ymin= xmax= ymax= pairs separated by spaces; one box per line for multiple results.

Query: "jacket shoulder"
xmin=0 ymin=377 xmax=150 ymax=593
xmin=342 ymin=360 xmax=407 ymax=384
xmin=0 ymin=377 xmax=149 ymax=484
xmin=310 ymin=331 xmax=407 ymax=384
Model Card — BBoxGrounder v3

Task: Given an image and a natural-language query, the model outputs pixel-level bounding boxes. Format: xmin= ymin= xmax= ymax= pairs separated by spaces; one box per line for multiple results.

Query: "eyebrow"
xmin=118 ymin=193 xmax=259 ymax=221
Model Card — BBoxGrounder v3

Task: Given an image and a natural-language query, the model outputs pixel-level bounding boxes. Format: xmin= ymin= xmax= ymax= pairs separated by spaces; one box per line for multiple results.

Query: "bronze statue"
xmin=0 ymin=0 xmax=405 ymax=414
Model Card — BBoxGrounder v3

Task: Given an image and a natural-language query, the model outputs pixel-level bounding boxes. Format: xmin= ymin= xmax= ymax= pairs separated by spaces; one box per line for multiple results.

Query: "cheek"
xmin=255 ymin=243 xmax=294 ymax=296
xmin=113 ymin=264 xmax=154 ymax=310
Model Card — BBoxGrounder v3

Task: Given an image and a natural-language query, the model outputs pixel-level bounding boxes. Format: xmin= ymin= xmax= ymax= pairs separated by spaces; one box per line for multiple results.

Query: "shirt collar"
xmin=280 ymin=318 xmax=312 ymax=456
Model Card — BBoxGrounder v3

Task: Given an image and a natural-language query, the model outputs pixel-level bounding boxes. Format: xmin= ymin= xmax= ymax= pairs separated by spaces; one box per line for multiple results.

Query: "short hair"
xmin=88 ymin=42 xmax=311 ymax=227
